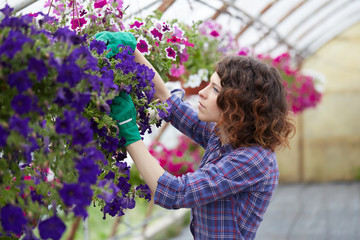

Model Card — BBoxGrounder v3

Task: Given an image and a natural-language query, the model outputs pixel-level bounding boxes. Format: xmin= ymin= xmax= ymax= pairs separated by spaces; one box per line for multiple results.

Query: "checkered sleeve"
xmin=154 ymin=147 xmax=275 ymax=209
xmin=162 ymin=89 xmax=213 ymax=149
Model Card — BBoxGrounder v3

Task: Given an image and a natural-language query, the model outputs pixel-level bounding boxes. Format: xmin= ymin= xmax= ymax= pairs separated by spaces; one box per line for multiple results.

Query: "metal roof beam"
xmin=235 ymin=0 xmax=279 ymax=41
xmin=157 ymin=0 xmax=176 ymax=13
xmin=251 ymin=0 xmax=308 ymax=49
xmin=267 ymin=0 xmax=333 ymax=54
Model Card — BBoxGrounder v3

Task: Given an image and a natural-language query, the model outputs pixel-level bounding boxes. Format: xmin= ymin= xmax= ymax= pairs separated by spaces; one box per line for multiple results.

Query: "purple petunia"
xmin=56 ymin=63 xmax=82 ymax=87
xmin=71 ymin=92 xmax=91 ymax=112
xmin=28 ymin=57 xmax=48 ymax=81
xmin=117 ymin=176 xmax=131 ymax=195
xmin=11 ymin=94 xmax=32 ymax=115
xmin=103 ymin=196 xmax=123 ymax=218
xmin=0 ymin=126 xmax=9 ymax=147
xmin=0 ymin=204 xmax=27 ymax=235
xmin=0 ymin=4 xmax=14 ymax=17
xmin=68 ymin=46 xmax=98 ymax=71
xmin=72 ymin=118 xmax=93 ymax=146
xmin=7 ymin=70 xmax=32 ymax=93
xmin=101 ymin=135 xmax=119 ymax=154
xmin=121 ymin=196 xmax=136 ymax=209
xmin=116 ymin=161 xmax=130 ymax=177
xmin=100 ymin=69 xmax=118 ymax=94
xmin=55 ymin=110 xmax=76 ymax=135
xmin=0 ymin=30 xmax=32 ymax=59
xmin=38 ymin=216 xmax=66 ymax=240
xmin=89 ymin=39 xmax=107 ymax=55
xmin=59 ymin=183 xmax=93 ymax=208
xmin=76 ymin=157 xmax=101 ymax=184
xmin=9 ymin=115 xmax=31 ymax=137
xmin=97 ymin=180 xmax=120 ymax=203
xmin=23 ymin=227 xmax=40 ymax=240
xmin=136 ymin=184 xmax=152 ymax=202
xmin=84 ymin=146 xmax=105 ymax=162
xmin=53 ymin=27 xmax=78 ymax=45
xmin=53 ymin=87 xmax=74 ymax=107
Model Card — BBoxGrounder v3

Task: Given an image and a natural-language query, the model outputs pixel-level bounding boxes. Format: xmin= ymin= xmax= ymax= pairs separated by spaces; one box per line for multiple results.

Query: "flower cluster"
xmin=0 ymin=4 xmax=166 ymax=239
xmin=149 ymin=135 xmax=203 ymax=177
xmin=174 ymin=20 xmax=239 ymax=89
xmin=44 ymin=0 xmax=125 ymax=34
xmin=126 ymin=11 xmax=194 ymax=82
xmin=258 ymin=53 xmax=323 ymax=114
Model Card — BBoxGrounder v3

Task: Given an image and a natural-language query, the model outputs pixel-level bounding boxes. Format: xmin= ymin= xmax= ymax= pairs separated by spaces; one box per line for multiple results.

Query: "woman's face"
xmin=197 ymin=72 xmax=222 ymax=122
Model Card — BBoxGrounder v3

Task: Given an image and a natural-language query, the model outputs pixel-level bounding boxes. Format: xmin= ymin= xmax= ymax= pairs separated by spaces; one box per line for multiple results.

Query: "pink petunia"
xmin=150 ymin=28 xmax=163 ymax=41
xmin=29 ymin=12 xmax=39 ymax=17
xmin=94 ymin=0 xmax=107 ymax=9
xmin=44 ymin=0 xmax=51 ymax=8
xmin=137 ymin=38 xmax=150 ymax=55
xmin=237 ymin=47 xmax=249 ymax=56
xmin=165 ymin=46 xmax=177 ymax=60
xmin=180 ymin=38 xmax=194 ymax=47
xmin=129 ymin=20 xmax=144 ymax=29
xmin=167 ymin=36 xmax=181 ymax=43
xmin=71 ymin=17 xmax=87 ymax=30
xmin=162 ymin=22 xmax=171 ymax=32
xmin=172 ymin=24 xmax=184 ymax=38
xmin=52 ymin=3 xmax=65 ymax=16
xmin=170 ymin=64 xmax=185 ymax=77
xmin=210 ymin=30 xmax=220 ymax=37
xmin=179 ymin=49 xmax=189 ymax=64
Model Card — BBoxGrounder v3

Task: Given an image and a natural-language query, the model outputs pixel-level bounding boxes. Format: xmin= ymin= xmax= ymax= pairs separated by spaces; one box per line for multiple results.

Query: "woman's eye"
xmin=213 ymin=87 xmax=219 ymax=93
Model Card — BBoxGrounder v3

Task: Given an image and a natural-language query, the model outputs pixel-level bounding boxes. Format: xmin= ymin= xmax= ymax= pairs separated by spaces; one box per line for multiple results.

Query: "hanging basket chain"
xmin=47 ymin=0 xmax=54 ymax=15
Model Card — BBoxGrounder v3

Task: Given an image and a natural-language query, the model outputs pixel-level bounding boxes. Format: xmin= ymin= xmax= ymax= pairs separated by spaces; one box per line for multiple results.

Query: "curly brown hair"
xmin=215 ymin=55 xmax=296 ymax=151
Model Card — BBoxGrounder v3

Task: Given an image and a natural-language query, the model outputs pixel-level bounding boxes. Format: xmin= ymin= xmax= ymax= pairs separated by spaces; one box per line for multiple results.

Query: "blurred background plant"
xmin=149 ymin=135 xmax=203 ymax=177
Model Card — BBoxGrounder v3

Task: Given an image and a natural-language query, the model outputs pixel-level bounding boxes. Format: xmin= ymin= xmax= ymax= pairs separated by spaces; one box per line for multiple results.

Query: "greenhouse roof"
xmin=2 ymin=0 xmax=360 ymax=65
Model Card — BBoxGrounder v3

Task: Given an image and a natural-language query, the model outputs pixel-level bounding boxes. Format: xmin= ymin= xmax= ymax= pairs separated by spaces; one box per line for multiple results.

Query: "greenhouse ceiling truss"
xmin=2 ymin=0 xmax=360 ymax=67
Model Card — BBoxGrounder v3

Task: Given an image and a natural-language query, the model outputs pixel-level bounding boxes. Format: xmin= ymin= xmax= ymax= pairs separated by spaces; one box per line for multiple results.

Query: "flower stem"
xmin=66 ymin=216 xmax=81 ymax=240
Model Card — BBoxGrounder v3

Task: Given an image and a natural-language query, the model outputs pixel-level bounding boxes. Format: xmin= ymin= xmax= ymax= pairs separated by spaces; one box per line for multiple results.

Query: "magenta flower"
xmin=170 ymin=64 xmax=185 ymax=77
xmin=172 ymin=24 xmax=184 ymax=38
xmin=94 ymin=0 xmax=107 ymax=9
xmin=238 ymin=47 xmax=249 ymax=56
xmin=210 ymin=30 xmax=220 ymax=37
xmin=70 ymin=17 xmax=87 ymax=30
xmin=129 ymin=20 xmax=144 ymax=29
xmin=165 ymin=46 xmax=177 ymax=60
xmin=162 ymin=23 xmax=170 ymax=32
xmin=136 ymin=38 xmax=150 ymax=55
xmin=150 ymin=27 xmax=163 ymax=41
xmin=167 ymin=35 xmax=181 ymax=43
xmin=180 ymin=38 xmax=194 ymax=47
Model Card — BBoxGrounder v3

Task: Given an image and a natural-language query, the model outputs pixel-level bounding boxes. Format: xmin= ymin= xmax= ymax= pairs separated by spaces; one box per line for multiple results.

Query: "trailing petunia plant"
xmin=258 ymin=52 xmax=323 ymax=114
xmin=126 ymin=10 xmax=195 ymax=83
xmin=0 ymin=4 xmax=166 ymax=239
xmin=149 ymin=135 xmax=203 ymax=177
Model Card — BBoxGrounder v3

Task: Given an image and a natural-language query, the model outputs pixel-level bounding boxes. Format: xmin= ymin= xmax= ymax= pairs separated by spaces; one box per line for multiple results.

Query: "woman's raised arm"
xmin=133 ymin=49 xmax=171 ymax=102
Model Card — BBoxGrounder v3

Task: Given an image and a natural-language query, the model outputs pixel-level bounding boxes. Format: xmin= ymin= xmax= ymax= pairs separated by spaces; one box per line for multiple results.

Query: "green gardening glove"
xmin=109 ymin=92 xmax=141 ymax=146
xmin=94 ymin=31 xmax=137 ymax=58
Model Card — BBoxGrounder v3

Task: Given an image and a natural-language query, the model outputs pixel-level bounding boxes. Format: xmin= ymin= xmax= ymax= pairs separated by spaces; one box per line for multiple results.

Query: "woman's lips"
xmin=198 ymin=101 xmax=205 ymax=109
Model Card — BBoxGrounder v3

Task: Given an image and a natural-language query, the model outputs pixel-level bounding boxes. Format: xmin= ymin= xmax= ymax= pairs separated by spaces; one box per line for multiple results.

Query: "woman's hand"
xmin=94 ymin=31 xmax=137 ymax=58
xmin=109 ymin=92 xmax=141 ymax=146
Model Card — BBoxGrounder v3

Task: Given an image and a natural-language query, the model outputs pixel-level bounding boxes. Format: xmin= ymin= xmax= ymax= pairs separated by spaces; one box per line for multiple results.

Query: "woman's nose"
xmin=198 ymin=87 xmax=206 ymax=99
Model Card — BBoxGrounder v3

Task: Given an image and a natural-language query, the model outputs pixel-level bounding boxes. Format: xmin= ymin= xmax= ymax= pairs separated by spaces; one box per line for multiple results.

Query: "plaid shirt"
xmin=154 ymin=90 xmax=279 ymax=240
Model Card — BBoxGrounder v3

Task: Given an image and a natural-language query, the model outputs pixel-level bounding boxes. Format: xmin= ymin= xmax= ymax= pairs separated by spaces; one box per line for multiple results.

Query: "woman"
xmin=100 ymin=32 xmax=296 ymax=239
